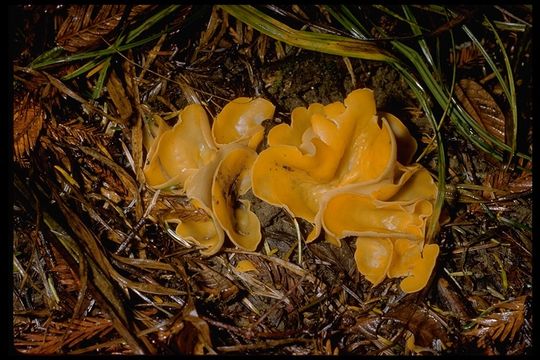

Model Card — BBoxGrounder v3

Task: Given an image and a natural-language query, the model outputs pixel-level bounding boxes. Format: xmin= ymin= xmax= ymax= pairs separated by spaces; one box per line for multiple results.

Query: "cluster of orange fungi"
xmin=143 ymin=89 xmax=439 ymax=293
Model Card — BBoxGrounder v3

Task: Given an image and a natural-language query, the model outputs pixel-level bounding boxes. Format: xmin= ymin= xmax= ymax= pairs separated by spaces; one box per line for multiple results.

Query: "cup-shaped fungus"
xmin=211 ymin=146 xmax=261 ymax=251
xmin=143 ymin=104 xmax=217 ymax=191
xmin=212 ymin=97 xmax=275 ymax=149
xmin=251 ymin=89 xmax=438 ymax=292
xmin=143 ymin=98 xmax=274 ymax=255
xmin=252 ymin=89 xmax=397 ymax=241
xmin=354 ymin=237 xmax=439 ymax=293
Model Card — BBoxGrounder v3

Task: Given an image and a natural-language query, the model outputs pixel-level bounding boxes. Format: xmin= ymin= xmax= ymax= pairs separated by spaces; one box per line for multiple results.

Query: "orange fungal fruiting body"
xmin=144 ymin=89 xmax=439 ymax=293
xmin=252 ymin=89 xmax=438 ymax=293
xmin=143 ymin=98 xmax=274 ymax=255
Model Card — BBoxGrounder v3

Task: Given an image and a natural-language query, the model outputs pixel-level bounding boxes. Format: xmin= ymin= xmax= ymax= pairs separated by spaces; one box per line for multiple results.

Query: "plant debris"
xmin=11 ymin=4 xmax=532 ymax=355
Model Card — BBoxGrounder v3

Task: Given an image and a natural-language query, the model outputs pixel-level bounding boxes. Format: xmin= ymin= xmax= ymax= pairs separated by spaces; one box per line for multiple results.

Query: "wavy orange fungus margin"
xmin=143 ymin=89 xmax=439 ymax=293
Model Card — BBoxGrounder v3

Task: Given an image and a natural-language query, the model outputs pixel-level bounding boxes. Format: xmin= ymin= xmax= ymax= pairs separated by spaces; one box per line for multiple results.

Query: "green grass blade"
xmin=329 ymin=6 xmax=531 ymax=163
xmin=62 ymin=58 xmax=105 ymax=81
xmin=461 ymin=25 xmax=511 ymax=100
xmin=372 ymin=5 xmax=430 ymax=32
xmin=91 ymin=57 xmax=111 ymax=99
xmin=328 ymin=6 xmax=505 ymax=159
xmin=401 ymin=5 xmax=435 ymax=70
xmin=323 ymin=6 xmax=366 ymax=40
xmin=28 ymin=46 xmax=65 ymax=67
xmin=220 ymin=5 xmax=398 ymax=63
xmin=339 ymin=6 xmax=370 ymax=37
xmin=29 ymin=5 xmax=181 ymax=70
xmin=30 ymin=30 xmax=167 ymax=69
xmin=125 ymin=5 xmax=180 ymax=43
xmin=484 ymin=16 xmax=517 ymax=156
xmin=493 ymin=20 xmax=527 ymax=32
xmin=416 ymin=26 xmax=457 ymax=163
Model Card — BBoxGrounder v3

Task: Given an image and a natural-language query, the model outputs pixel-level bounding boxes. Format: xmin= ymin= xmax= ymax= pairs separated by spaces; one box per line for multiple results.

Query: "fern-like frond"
xmin=56 ymin=5 xmax=155 ymax=53
xmin=13 ymin=95 xmax=45 ymax=166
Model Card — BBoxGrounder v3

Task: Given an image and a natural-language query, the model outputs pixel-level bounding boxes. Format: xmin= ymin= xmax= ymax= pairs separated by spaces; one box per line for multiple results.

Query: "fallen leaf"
xmin=385 ymin=302 xmax=451 ymax=348
xmin=56 ymin=5 xmax=154 ymax=52
xmin=464 ymin=296 xmax=527 ymax=348
xmin=106 ymin=70 xmax=133 ymax=124
xmin=13 ymin=95 xmax=44 ymax=165
xmin=454 ymin=79 xmax=506 ymax=142
xmin=436 ymin=277 xmax=476 ymax=320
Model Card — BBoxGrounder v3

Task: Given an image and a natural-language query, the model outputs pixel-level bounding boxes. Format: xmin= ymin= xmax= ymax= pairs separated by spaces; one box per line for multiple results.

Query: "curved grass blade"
xmin=392 ymin=5 xmax=530 ymax=163
xmin=325 ymin=6 xmax=366 ymax=40
xmin=91 ymin=57 xmax=111 ymax=99
xmin=327 ymin=6 xmax=502 ymax=159
xmin=484 ymin=16 xmax=517 ymax=156
xmin=125 ymin=5 xmax=180 ymax=43
xmin=493 ymin=21 xmax=527 ymax=32
xmin=389 ymin=37 xmax=507 ymax=155
xmin=63 ymin=58 xmax=106 ymax=81
xmin=417 ymin=26 xmax=458 ymax=163
xmin=380 ymin=25 xmax=530 ymax=162
xmin=401 ymin=5 xmax=435 ymax=71
xmin=30 ymin=31 xmax=167 ymax=69
xmin=220 ymin=5 xmax=398 ymax=63
xmin=30 ymin=5 xmax=181 ymax=70
xmin=338 ymin=5 xmax=370 ymax=36
xmin=461 ymin=26 xmax=511 ymax=106
xmin=28 ymin=46 xmax=65 ymax=68
xmin=424 ymin=6 xmax=517 ymax=156
xmin=373 ymin=5 xmax=431 ymax=32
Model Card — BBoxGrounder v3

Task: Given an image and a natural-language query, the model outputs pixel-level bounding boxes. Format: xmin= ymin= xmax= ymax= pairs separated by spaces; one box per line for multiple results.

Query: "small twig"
xmin=494 ymin=5 xmax=532 ymax=27
xmin=102 ymin=38 xmax=234 ymax=102
xmin=115 ymin=189 xmax=160 ymax=254
xmin=43 ymin=72 xmax=124 ymax=125
xmin=201 ymin=316 xmax=254 ymax=339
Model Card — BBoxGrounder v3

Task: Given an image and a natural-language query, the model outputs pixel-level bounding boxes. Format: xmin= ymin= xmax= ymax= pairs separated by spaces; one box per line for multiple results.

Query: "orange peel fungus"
xmin=143 ymin=98 xmax=274 ymax=255
xmin=143 ymin=89 xmax=439 ymax=293
xmin=251 ymin=89 xmax=438 ymax=293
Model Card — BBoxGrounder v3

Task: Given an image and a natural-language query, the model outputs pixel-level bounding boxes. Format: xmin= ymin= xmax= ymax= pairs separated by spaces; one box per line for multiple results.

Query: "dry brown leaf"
xmin=158 ymin=301 xmax=214 ymax=355
xmin=436 ymin=277 xmax=476 ymax=320
xmin=15 ymin=316 xmax=113 ymax=354
xmin=464 ymin=296 xmax=527 ymax=348
xmin=482 ymin=169 xmax=532 ymax=199
xmin=508 ymin=172 xmax=532 ymax=193
xmin=106 ymin=70 xmax=133 ymax=124
xmin=191 ymin=6 xmax=229 ymax=63
xmin=13 ymin=95 xmax=45 ymax=166
xmin=56 ymin=5 xmax=154 ymax=52
xmin=146 ymin=193 xmax=210 ymax=224
xmin=50 ymin=245 xmax=81 ymax=293
xmin=176 ymin=313 xmax=214 ymax=355
xmin=386 ymin=302 xmax=451 ymax=348
xmin=47 ymin=119 xmax=104 ymax=147
xmin=454 ymin=79 xmax=506 ymax=142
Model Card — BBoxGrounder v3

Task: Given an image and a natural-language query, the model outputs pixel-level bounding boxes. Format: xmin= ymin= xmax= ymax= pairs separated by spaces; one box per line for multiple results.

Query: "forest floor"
xmin=11 ymin=5 xmax=532 ymax=355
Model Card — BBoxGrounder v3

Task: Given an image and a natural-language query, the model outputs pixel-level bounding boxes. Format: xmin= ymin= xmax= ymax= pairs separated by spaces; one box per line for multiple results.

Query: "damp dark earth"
xmin=11 ymin=5 xmax=532 ymax=355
